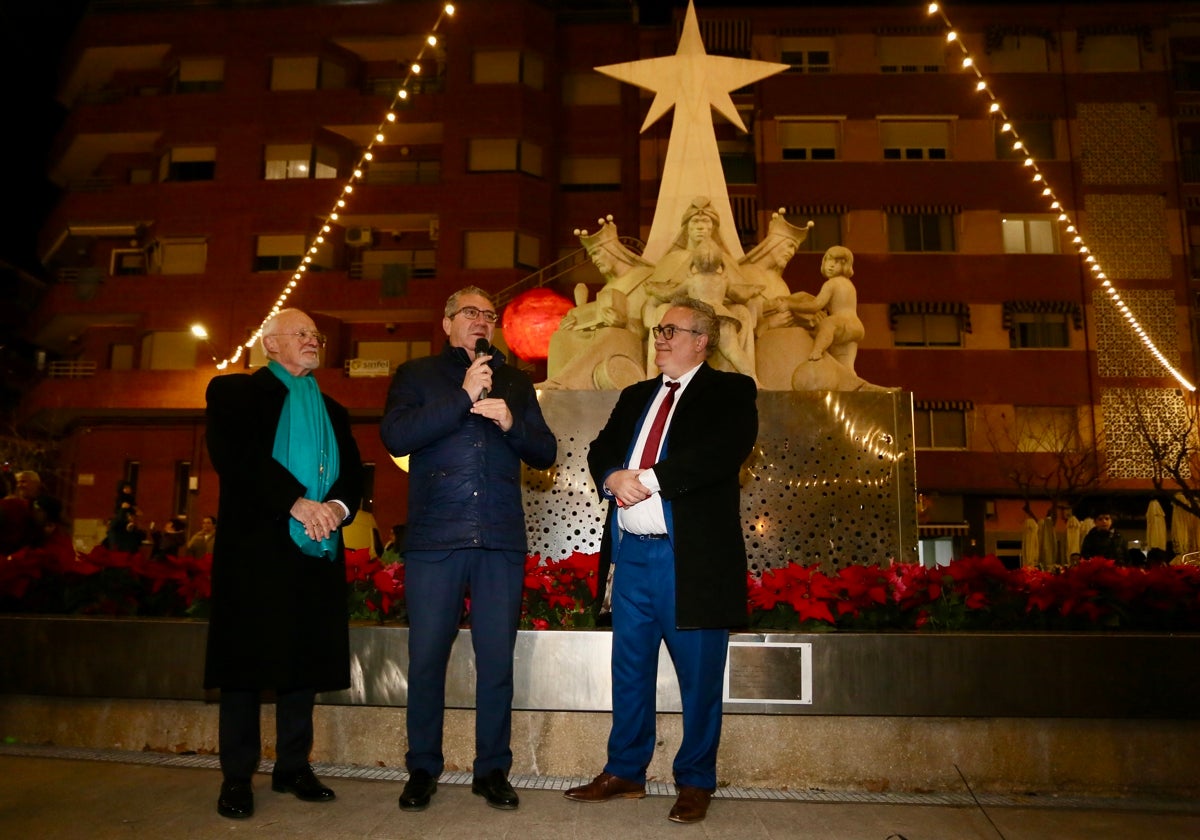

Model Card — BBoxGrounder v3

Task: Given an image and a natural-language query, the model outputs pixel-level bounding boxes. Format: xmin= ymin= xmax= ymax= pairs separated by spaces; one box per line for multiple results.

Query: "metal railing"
xmin=494 ymin=236 xmax=644 ymax=308
xmin=46 ymin=361 xmax=98 ymax=379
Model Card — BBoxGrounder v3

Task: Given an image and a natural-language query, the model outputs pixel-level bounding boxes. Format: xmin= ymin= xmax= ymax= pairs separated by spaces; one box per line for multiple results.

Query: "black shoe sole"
xmin=217 ymin=804 xmax=253 ymax=819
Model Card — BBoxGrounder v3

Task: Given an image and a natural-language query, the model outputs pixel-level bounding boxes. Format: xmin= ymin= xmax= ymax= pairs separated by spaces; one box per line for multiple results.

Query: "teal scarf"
xmin=268 ymin=361 xmax=341 ymax=560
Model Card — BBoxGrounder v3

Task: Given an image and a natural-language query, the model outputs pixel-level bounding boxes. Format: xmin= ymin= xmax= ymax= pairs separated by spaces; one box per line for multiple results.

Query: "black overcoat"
xmin=588 ymin=363 xmax=758 ymax=629
xmin=203 ymin=367 xmax=364 ymax=692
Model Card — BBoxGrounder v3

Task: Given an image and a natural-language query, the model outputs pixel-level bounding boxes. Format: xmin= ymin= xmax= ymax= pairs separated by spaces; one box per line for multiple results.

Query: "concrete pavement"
xmin=1 ymin=745 xmax=1198 ymax=839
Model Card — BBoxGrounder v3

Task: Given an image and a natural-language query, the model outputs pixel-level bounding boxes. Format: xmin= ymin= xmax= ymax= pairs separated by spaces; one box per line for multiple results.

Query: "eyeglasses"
xmin=268 ymin=330 xmax=327 ymax=347
xmin=451 ymin=306 xmax=498 ymax=323
xmin=652 ymin=324 xmax=704 ymax=341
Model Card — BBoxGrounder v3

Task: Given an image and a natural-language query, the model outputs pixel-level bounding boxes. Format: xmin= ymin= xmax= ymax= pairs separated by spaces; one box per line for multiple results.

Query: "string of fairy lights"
xmin=213 ymin=3 xmax=457 ymax=369
xmin=213 ymin=0 xmax=1191 ymax=391
xmin=927 ymin=1 xmax=1195 ymax=392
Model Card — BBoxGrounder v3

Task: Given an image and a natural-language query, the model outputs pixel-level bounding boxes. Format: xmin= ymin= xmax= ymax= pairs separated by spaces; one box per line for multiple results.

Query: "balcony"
xmin=18 ymin=367 xmax=391 ymax=431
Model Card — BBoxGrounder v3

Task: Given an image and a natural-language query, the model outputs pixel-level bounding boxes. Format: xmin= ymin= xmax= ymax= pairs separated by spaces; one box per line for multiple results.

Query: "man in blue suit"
xmin=565 ymin=296 xmax=758 ymax=823
xmin=380 ymin=286 xmax=557 ymax=813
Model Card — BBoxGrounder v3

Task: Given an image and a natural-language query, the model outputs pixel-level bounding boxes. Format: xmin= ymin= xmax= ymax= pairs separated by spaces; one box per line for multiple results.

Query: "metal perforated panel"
xmin=525 ymin=390 xmax=917 ymax=568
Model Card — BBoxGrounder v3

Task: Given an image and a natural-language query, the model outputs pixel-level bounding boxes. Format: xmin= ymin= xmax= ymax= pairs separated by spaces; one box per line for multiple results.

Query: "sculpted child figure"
xmin=776 ymin=245 xmax=865 ymax=374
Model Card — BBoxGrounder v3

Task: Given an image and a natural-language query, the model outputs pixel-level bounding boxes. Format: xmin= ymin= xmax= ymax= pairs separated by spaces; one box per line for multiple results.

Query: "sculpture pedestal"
xmin=527 ymin=388 xmax=918 ymax=569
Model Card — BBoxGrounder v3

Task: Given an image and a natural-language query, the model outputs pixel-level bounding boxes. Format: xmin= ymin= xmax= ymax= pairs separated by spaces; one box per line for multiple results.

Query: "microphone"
xmin=475 ymin=338 xmax=491 ymax=399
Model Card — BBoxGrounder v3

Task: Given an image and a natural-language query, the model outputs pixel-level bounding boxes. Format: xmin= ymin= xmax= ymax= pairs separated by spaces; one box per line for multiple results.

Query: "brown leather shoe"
xmin=563 ymin=771 xmax=646 ymax=803
xmin=667 ymin=785 xmax=713 ymax=823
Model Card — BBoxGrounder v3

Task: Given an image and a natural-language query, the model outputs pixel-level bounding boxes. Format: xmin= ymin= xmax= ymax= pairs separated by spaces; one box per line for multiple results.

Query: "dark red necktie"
xmin=638 ymin=381 xmax=679 ymax=469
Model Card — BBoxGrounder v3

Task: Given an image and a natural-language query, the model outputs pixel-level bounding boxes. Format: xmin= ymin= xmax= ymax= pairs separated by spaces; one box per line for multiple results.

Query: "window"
xmin=1002 ymin=215 xmax=1059 ymax=254
xmin=141 ymin=331 xmax=199 ymax=370
xmin=270 ymin=56 xmax=347 ymax=91
xmin=254 ymin=234 xmax=305 ymax=272
xmin=788 ymin=213 xmax=842 ymax=252
xmin=888 ymin=213 xmax=955 ymax=252
xmin=995 ymin=120 xmax=1055 ymax=161
xmin=560 ymin=156 xmax=620 ymax=191
xmin=473 ymin=50 xmax=544 ymax=89
xmin=173 ymin=460 xmax=192 ymax=517
xmin=1013 ymin=406 xmax=1080 ymax=451
xmin=987 ymin=35 xmax=1049 ymax=72
xmin=881 ymin=121 xmax=949 ymax=160
xmin=160 ymin=147 xmax=215 ymax=182
xmin=463 ymin=231 xmax=540 ymax=270
xmin=110 ymin=344 xmax=134 ymax=371
xmin=264 ymin=144 xmax=338 ymax=180
xmin=154 ymin=239 xmax=207 ymax=275
xmin=110 ymin=248 xmax=147 ymax=276
xmin=172 ymin=58 xmax=224 ymax=93
xmin=355 ymin=250 xmax=436 ymax=285
xmin=779 ymin=37 xmax=833 ymax=73
xmin=893 ymin=313 xmax=963 ymax=347
xmin=1079 ymin=34 xmax=1140 ymax=72
xmin=1176 ymin=58 xmax=1200 ymax=92
xmin=778 ymin=120 xmax=838 ymax=161
xmin=914 ymin=408 xmax=967 ymax=449
xmin=467 ymin=138 xmax=543 ymax=176
xmin=271 ymin=56 xmax=318 ymax=90
xmin=1010 ymin=312 xmax=1069 ymax=348
xmin=365 ymin=160 xmax=440 ymax=185
xmin=878 ymin=36 xmax=944 ymax=73
xmin=124 ymin=461 xmax=140 ymax=491
xmin=561 ymin=73 xmax=621 ymax=105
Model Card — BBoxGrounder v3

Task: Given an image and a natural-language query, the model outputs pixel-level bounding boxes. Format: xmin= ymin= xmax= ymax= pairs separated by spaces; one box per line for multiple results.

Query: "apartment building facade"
xmin=16 ymin=0 xmax=1200 ymax=563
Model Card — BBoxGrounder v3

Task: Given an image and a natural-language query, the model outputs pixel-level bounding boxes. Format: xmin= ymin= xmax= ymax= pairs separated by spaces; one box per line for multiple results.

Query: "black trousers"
xmin=218 ymin=688 xmax=316 ymax=783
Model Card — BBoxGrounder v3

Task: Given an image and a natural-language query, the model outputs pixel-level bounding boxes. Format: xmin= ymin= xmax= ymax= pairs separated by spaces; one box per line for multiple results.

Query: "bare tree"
xmin=981 ymin=405 xmax=1105 ymax=522
xmin=1116 ymin=390 xmax=1200 ymax=520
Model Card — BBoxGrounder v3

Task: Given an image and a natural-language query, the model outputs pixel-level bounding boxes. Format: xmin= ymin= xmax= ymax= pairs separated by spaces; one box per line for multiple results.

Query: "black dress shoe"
xmin=399 ymin=769 xmax=438 ymax=811
xmin=217 ymin=780 xmax=254 ymax=819
xmin=271 ymin=767 xmax=335 ymax=802
xmin=471 ymin=768 xmax=519 ymax=810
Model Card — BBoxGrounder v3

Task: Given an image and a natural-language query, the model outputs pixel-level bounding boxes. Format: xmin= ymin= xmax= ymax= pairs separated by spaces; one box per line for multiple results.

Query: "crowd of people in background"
xmin=0 ymin=470 xmax=71 ymax=560
xmin=0 ymin=468 xmax=218 ymax=562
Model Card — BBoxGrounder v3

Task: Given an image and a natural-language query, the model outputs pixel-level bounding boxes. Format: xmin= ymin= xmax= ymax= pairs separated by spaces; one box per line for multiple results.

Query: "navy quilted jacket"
xmin=380 ymin=342 xmax=556 ymax=552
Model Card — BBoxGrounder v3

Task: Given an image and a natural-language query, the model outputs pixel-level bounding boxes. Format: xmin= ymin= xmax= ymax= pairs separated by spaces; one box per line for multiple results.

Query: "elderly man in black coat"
xmin=565 ymin=296 xmax=758 ymax=824
xmin=204 ymin=308 xmax=364 ymax=820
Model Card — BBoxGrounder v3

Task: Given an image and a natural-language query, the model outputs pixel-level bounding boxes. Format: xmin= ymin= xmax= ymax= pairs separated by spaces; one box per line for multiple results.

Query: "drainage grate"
xmin=2 ymin=743 xmax=1196 ymax=814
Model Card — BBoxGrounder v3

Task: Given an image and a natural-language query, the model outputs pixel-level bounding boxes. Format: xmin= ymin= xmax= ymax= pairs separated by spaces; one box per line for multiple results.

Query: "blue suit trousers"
xmin=404 ymin=547 xmax=525 ymax=778
xmin=603 ymin=533 xmax=729 ymax=790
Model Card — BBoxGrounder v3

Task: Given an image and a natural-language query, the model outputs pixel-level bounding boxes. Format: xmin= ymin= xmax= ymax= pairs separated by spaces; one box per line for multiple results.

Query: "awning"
xmin=1002 ymin=300 xmax=1083 ymax=330
xmin=983 ymin=25 xmax=1058 ymax=53
xmin=919 ymin=524 xmax=971 ymax=537
xmin=889 ymin=301 xmax=972 ymax=334
xmin=913 ymin=399 xmax=975 ymax=412
xmin=882 ymin=204 xmax=963 ymax=216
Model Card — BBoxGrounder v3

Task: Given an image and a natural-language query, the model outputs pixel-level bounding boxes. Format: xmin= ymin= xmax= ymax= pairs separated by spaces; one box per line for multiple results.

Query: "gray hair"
xmin=260 ymin=308 xmax=304 ymax=357
xmin=445 ymin=286 xmax=494 ymax=318
xmin=666 ymin=294 xmax=720 ymax=357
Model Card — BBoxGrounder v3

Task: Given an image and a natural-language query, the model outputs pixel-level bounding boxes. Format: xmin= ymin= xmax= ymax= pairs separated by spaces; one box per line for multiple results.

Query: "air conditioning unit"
xmin=345 ymin=226 xmax=373 ymax=247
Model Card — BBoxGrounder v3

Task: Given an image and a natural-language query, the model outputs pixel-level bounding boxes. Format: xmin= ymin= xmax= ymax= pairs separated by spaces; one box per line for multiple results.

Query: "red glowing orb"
xmin=501 ymin=288 xmax=574 ymax=361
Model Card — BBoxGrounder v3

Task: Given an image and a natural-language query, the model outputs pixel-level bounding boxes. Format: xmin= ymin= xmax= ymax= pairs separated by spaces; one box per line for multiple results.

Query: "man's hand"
xmin=290 ymin=497 xmax=343 ymax=541
xmin=462 ymin=353 xmax=493 ymax=402
xmin=604 ymin=468 xmax=652 ymax=508
xmin=470 ymin=397 xmax=513 ymax=432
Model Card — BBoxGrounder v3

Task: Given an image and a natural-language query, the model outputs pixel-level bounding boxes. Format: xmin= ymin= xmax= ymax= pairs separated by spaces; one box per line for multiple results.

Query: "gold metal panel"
xmin=527 ymin=389 xmax=918 ymax=569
